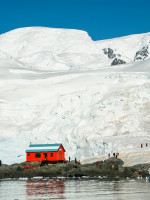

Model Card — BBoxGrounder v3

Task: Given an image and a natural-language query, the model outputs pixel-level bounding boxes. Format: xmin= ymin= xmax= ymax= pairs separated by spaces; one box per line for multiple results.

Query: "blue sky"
xmin=0 ymin=0 xmax=150 ymax=40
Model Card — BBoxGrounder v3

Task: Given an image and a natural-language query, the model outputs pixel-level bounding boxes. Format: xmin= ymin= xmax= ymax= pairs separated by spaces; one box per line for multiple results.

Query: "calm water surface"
xmin=0 ymin=178 xmax=150 ymax=200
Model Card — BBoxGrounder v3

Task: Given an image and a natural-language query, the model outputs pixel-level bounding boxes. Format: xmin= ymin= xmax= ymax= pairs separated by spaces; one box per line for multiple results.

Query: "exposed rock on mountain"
xmin=103 ymin=48 xmax=116 ymax=59
xmin=111 ymin=58 xmax=126 ymax=66
xmin=134 ymin=46 xmax=149 ymax=61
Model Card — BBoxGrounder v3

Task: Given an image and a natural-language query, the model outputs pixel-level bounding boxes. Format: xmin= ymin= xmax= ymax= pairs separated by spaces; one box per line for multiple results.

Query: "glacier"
xmin=0 ymin=27 xmax=150 ymax=166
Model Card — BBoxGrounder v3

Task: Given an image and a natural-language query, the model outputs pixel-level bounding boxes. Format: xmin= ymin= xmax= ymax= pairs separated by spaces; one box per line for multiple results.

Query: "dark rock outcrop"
xmin=134 ymin=46 xmax=149 ymax=61
xmin=103 ymin=48 xmax=116 ymax=59
xmin=0 ymin=159 xmax=150 ymax=180
xmin=131 ymin=163 xmax=150 ymax=177
xmin=20 ymin=161 xmax=41 ymax=167
xmin=104 ymin=157 xmax=124 ymax=166
xmin=111 ymin=58 xmax=126 ymax=66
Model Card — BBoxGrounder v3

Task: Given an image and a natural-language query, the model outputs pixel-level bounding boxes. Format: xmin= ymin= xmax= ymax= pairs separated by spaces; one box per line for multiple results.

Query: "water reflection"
xmin=1 ymin=179 xmax=150 ymax=200
xmin=26 ymin=180 xmax=65 ymax=199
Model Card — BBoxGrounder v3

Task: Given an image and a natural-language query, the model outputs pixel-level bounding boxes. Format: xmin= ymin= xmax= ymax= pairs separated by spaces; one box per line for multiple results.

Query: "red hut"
xmin=26 ymin=143 xmax=66 ymax=163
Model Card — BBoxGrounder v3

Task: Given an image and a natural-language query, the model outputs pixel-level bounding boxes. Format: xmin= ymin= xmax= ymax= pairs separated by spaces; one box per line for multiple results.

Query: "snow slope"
xmin=0 ymin=27 xmax=150 ymax=166
xmin=96 ymin=32 xmax=150 ymax=62
xmin=0 ymin=27 xmax=149 ymax=71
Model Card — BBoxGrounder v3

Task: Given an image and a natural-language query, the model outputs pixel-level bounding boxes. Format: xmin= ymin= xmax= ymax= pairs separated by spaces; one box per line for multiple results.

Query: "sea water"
xmin=0 ymin=178 xmax=150 ymax=200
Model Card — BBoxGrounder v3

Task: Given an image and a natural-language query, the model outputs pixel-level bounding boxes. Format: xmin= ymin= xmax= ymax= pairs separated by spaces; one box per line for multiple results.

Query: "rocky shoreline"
xmin=0 ymin=158 xmax=150 ymax=180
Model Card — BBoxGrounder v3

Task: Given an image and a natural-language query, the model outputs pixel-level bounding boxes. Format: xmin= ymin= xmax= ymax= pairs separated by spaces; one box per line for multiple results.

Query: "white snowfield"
xmin=0 ymin=27 xmax=150 ymax=166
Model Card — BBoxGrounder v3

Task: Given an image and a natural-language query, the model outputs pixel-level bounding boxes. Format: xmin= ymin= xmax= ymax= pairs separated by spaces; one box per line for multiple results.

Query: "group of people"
xmin=141 ymin=143 xmax=148 ymax=148
xmin=108 ymin=152 xmax=119 ymax=159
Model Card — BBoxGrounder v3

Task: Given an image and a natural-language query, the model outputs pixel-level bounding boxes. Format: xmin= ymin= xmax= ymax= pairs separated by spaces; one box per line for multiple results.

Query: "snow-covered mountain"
xmin=0 ymin=27 xmax=150 ymax=71
xmin=0 ymin=27 xmax=150 ymax=165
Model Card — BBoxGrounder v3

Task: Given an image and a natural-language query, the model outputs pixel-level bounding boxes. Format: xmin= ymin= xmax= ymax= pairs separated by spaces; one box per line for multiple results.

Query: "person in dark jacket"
xmin=146 ymin=143 xmax=148 ymax=147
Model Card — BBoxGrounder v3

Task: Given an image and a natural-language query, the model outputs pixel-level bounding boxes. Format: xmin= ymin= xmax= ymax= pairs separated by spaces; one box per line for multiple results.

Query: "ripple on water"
xmin=0 ymin=179 xmax=150 ymax=200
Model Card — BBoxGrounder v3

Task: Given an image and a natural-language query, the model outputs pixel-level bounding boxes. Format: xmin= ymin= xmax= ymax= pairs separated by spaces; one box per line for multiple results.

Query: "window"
xmin=50 ymin=153 xmax=53 ymax=157
xmin=28 ymin=153 xmax=30 ymax=156
xmin=35 ymin=153 xmax=41 ymax=158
